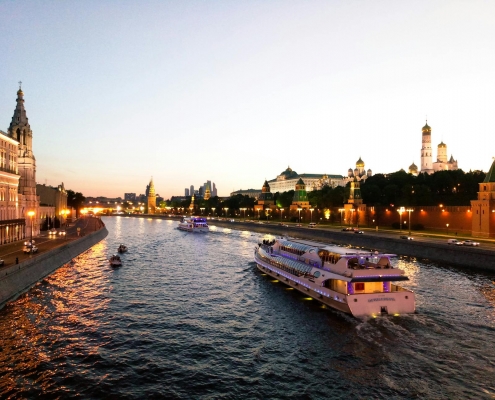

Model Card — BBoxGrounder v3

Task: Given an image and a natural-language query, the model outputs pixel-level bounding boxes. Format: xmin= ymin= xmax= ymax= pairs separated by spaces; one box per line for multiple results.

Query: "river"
xmin=0 ymin=216 xmax=494 ymax=399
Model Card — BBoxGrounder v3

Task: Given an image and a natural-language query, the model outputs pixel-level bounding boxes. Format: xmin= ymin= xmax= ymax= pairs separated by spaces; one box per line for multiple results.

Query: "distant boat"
xmin=109 ymin=254 xmax=122 ymax=267
xmin=178 ymin=217 xmax=209 ymax=233
xmin=117 ymin=244 xmax=128 ymax=253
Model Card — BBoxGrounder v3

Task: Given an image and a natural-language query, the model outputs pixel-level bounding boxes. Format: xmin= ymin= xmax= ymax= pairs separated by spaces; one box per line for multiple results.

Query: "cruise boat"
xmin=254 ymin=238 xmax=415 ymax=318
xmin=178 ymin=217 xmax=209 ymax=233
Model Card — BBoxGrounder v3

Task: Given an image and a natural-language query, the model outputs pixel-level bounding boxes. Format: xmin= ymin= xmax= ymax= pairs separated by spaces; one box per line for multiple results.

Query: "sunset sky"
xmin=1 ymin=1 xmax=494 ymax=199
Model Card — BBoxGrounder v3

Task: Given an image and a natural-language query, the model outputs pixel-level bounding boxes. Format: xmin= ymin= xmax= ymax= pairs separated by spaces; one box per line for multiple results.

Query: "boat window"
xmin=313 ymin=271 xmax=320 ymax=278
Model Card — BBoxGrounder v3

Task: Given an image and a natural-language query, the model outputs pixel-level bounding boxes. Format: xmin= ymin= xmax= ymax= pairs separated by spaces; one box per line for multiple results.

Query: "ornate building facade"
xmin=267 ymin=166 xmax=343 ymax=193
xmin=343 ymin=157 xmax=372 ymax=185
xmin=0 ymin=85 xmax=40 ymax=243
xmin=420 ymin=121 xmax=458 ymax=174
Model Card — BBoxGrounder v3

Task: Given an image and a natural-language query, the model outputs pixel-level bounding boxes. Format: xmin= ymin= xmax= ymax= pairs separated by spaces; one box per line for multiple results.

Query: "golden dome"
xmin=438 ymin=141 xmax=446 ymax=148
xmin=356 ymin=157 xmax=365 ymax=167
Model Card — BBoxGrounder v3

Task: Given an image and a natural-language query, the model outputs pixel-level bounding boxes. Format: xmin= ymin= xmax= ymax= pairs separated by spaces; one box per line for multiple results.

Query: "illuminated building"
xmin=420 ymin=121 xmax=458 ymax=174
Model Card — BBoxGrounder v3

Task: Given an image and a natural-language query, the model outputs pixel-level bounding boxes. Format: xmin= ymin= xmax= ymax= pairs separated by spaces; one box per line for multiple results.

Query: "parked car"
xmin=447 ymin=239 xmax=463 ymax=245
xmin=463 ymin=240 xmax=480 ymax=246
xmin=48 ymin=228 xmax=57 ymax=235
xmin=342 ymin=227 xmax=353 ymax=231
xmin=400 ymin=235 xmax=414 ymax=240
xmin=354 ymin=230 xmax=364 ymax=234
xmin=308 ymin=222 xmax=317 ymax=228
xmin=23 ymin=245 xmax=38 ymax=254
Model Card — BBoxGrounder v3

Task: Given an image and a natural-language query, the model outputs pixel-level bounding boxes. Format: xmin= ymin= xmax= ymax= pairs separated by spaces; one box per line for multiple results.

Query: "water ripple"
xmin=0 ymin=216 xmax=495 ymax=398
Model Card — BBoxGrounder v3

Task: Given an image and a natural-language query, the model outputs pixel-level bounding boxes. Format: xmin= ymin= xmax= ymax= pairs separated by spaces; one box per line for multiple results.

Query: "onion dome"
xmin=356 ymin=157 xmax=365 ymax=168
xmin=367 ymin=168 xmax=372 ymax=176
xmin=422 ymin=120 xmax=431 ymax=135
xmin=348 ymin=168 xmax=353 ymax=177
xmin=409 ymin=162 xmax=418 ymax=173
xmin=438 ymin=141 xmax=446 ymax=148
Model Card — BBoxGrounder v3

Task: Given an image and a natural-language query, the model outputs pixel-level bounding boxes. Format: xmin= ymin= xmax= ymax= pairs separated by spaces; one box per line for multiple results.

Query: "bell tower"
xmin=420 ymin=121 xmax=434 ymax=174
xmin=8 ymin=83 xmax=40 ymax=237
xmin=9 ymin=83 xmax=37 ymax=196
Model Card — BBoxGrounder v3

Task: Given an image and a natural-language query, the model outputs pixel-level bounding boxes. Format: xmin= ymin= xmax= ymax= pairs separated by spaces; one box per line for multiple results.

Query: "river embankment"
xmin=109 ymin=214 xmax=495 ymax=270
xmin=0 ymin=222 xmax=108 ymax=310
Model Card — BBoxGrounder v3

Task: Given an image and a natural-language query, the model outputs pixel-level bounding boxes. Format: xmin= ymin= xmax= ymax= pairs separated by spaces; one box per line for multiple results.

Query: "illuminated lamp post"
xmin=397 ymin=207 xmax=405 ymax=233
xmin=240 ymin=208 xmax=246 ymax=220
xmin=223 ymin=207 xmax=229 ymax=218
xmin=406 ymin=208 xmax=414 ymax=235
xmin=339 ymin=208 xmax=345 ymax=227
xmin=279 ymin=208 xmax=284 ymax=223
xmin=27 ymin=211 xmax=35 ymax=257
xmin=446 ymin=223 xmax=449 ymax=235
xmin=200 ymin=207 xmax=205 ymax=216
xmin=212 ymin=207 xmax=216 ymax=217
xmin=310 ymin=208 xmax=314 ymax=223
xmin=297 ymin=208 xmax=302 ymax=223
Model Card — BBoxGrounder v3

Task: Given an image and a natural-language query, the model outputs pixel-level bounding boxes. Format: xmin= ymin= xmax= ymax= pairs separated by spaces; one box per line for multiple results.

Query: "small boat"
xmin=178 ymin=216 xmax=209 ymax=233
xmin=109 ymin=254 xmax=122 ymax=267
xmin=254 ymin=237 xmax=415 ymax=318
xmin=117 ymin=244 xmax=128 ymax=253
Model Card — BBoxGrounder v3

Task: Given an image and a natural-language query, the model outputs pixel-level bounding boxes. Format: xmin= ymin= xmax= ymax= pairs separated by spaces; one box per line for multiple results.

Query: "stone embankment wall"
xmin=109 ymin=215 xmax=495 ymax=270
xmin=212 ymin=221 xmax=495 ymax=271
xmin=0 ymin=227 xmax=108 ymax=310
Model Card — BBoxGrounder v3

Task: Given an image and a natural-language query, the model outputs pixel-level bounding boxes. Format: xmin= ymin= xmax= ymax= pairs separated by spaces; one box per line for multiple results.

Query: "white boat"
xmin=109 ymin=254 xmax=122 ymax=267
xmin=254 ymin=238 xmax=415 ymax=318
xmin=178 ymin=217 xmax=209 ymax=233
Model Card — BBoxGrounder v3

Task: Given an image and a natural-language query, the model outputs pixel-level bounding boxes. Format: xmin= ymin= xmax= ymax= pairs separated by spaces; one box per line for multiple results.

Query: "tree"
xmin=67 ymin=190 xmax=86 ymax=217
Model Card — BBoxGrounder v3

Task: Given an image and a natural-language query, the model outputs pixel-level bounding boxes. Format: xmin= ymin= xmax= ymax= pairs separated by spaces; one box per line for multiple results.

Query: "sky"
xmin=1 ymin=0 xmax=494 ymax=199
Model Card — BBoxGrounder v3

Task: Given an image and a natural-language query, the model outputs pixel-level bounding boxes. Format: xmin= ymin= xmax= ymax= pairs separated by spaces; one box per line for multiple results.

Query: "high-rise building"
xmin=190 ymin=185 xmax=194 ymax=196
xmin=212 ymin=182 xmax=217 ymax=197
xmin=185 ymin=188 xmax=189 ymax=196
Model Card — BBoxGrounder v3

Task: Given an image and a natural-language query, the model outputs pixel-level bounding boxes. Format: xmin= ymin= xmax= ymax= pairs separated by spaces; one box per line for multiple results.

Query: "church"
xmin=414 ymin=121 xmax=458 ymax=175
xmin=0 ymin=84 xmax=40 ymax=243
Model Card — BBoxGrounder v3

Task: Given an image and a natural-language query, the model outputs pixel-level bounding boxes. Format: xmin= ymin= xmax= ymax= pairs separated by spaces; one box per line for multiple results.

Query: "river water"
xmin=0 ymin=216 xmax=494 ymax=399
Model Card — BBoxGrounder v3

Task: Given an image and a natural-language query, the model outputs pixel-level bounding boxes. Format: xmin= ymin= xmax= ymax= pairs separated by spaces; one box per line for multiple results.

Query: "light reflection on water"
xmin=0 ymin=216 xmax=494 ymax=399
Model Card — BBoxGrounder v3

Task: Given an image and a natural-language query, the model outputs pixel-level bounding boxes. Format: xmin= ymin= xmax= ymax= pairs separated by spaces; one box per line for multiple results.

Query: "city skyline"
xmin=1 ymin=1 xmax=494 ymax=199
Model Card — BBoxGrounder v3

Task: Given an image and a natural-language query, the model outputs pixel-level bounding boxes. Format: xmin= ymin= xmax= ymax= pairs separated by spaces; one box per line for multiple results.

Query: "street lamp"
xmin=406 ymin=208 xmax=414 ymax=235
xmin=297 ymin=208 xmax=302 ymax=223
xmin=27 ymin=211 xmax=35 ymax=257
xmin=200 ymin=207 xmax=205 ymax=215
xmin=339 ymin=208 xmax=345 ymax=227
xmin=223 ymin=207 xmax=229 ymax=218
xmin=240 ymin=208 xmax=246 ymax=220
xmin=397 ymin=207 xmax=405 ymax=232
xmin=279 ymin=208 xmax=284 ymax=222
xmin=310 ymin=208 xmax=314 ymax=223
xmin=446 ymin=223 xmax=449 ymax=235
